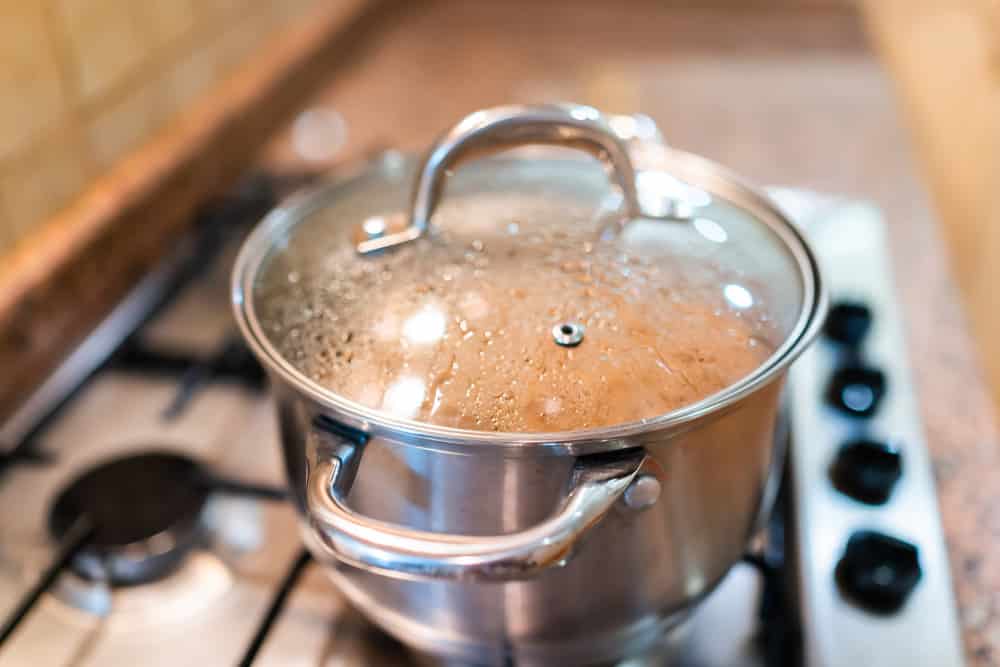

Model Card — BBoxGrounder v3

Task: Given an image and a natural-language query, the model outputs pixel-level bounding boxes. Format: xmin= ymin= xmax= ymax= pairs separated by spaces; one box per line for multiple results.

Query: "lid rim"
xmin=232 ymin=148 xmax=827 ymax=452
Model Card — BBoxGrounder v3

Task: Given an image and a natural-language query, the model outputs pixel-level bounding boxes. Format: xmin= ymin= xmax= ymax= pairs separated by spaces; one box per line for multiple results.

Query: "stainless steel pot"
xmin=233 ymin=104 xmax=826 ymax=665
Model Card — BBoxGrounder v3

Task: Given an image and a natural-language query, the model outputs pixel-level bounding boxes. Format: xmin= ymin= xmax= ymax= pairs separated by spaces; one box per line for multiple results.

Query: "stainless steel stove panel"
xmin=772 ymin=190 xmax=964 ymax=667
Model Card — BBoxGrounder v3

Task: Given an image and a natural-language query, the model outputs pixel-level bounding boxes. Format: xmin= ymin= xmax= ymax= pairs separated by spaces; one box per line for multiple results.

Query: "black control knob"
xmin=824 ymin=301 xmax=873 ymax=346
xmin=830 ymin=439 xmax=903 ymax=505
xmin=836 ymin=530 xmax=922 ymax=614
xmin=826 ymin=365 xmax=887 ymax=417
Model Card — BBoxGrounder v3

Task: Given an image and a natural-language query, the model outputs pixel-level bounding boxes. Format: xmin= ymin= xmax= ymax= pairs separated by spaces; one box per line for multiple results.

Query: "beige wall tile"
xmin=164 ymin=44 xmax=223 ymax=118
xmin=0 ymin=129 xmax=89 ymax=246
xmin=135 ymin=0 xmax=197 ymax=51
xmin=215 ymin=8 xmax=272 ymax=75
xmin=267 ymin=0 xmax=321 ymax=23
xmin=0 ymin=191 xmax=12 ymax=255
xmin=0 ymin=4 xmax=69 ymax=160
xmin=0 ymin=0 xmax=319 ymax=255
xmin=199 ymin=0 xmax=246 ymax=20
xmin=163 ymin=7 xmax=277 ymax=119
xmin=56 ymin=0 xmax=148 ymax=102
xmin=86 ymin=80 xmax=166 ymax=168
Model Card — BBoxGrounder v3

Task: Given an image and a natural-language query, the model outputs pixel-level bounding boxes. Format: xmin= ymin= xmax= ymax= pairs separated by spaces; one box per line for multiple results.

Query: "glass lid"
xmin=241 ymin=105 xmax=815 ymax=434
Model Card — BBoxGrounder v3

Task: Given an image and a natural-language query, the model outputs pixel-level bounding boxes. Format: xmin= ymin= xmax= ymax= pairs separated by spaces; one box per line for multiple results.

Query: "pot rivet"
xmin=624 ymin=474 xmax=661 ymax=510
xmin=552 ymin=322 xmax=584 ymax=347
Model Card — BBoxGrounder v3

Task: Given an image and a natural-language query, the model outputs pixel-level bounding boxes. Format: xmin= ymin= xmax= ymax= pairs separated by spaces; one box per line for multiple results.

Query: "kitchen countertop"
xmin=261 ymin=1 xmax=1000 ymax=662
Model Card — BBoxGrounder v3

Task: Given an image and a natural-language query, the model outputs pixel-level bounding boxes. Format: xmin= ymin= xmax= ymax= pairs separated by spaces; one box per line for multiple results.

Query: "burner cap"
xmin=49 ymin=452 xmax=210 ymax=585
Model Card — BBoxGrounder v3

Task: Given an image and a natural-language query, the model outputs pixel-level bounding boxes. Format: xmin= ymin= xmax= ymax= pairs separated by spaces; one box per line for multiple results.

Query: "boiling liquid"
xmin=256 ymin=195 xmax=776 ymax=432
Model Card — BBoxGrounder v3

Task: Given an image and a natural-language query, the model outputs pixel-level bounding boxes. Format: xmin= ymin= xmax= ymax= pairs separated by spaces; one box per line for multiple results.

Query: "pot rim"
xmin=232 ymin=147 xmax=828 ymax=453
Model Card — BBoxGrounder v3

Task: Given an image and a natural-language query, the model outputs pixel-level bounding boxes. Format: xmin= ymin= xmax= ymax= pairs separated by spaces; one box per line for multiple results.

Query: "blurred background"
xmin=1 ymin=1 xmax=999 ymax=664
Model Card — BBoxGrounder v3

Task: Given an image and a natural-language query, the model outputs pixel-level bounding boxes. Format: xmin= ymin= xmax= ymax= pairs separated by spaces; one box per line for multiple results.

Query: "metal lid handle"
xmin=358 ymin=104 xmax=643 ymax=254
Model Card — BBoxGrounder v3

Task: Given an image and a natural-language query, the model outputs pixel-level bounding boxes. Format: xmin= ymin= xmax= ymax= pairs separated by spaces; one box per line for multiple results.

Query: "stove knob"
xmin=824 ymin=301 xmax=873 ymax=346
xmin=830 ymin=439 xmax=903 ymax=505
xmin=836 ymin=530 xmax=922 ymax=614
xmin=826 ymin=365 xmax=887 ymax=417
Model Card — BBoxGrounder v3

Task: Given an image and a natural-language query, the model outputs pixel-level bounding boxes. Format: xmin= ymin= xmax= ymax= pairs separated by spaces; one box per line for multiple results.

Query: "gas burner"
xmin=48 ymin=452 xmax=210 ymax=586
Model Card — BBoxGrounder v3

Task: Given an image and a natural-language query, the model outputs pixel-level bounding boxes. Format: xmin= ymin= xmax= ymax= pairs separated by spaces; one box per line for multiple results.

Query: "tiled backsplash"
xmin=0 ymin=0 xmax=317 ymax=254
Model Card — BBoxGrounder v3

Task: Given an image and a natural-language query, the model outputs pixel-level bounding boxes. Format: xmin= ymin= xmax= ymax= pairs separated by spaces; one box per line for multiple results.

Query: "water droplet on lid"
xmin=382 ymin=376 xmax=426 ymax=418
xmin=402 ymin=305 xmax=446 ymax=345
xmin=693 ymin=217 xmax=728 ymax=244
xmin=460 ymin=292 xmax=489 ymax=320
xmin=723 ymin=284 xmax=754 ymax=309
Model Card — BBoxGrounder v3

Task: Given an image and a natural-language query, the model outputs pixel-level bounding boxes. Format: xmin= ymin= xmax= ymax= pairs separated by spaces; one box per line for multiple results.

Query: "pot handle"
xmin=305 ymin=437 xmax=650 ymax=581
xmin=357 ymin=103 xmax=644 ymax=254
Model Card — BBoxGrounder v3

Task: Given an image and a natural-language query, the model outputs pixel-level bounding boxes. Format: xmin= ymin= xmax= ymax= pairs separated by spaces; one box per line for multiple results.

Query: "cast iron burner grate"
xmin=111 ymin=336 xmax=268 ymax=420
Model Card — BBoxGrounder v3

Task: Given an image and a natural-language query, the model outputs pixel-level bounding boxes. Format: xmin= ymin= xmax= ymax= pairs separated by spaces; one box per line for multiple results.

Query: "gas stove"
xmin=0 ymin=181 xmax=963 ymax=666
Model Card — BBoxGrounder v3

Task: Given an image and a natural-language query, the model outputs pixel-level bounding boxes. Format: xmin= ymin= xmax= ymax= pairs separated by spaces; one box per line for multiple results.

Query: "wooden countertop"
xmin=261 ymin=1 xmax=1000 ymax=662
